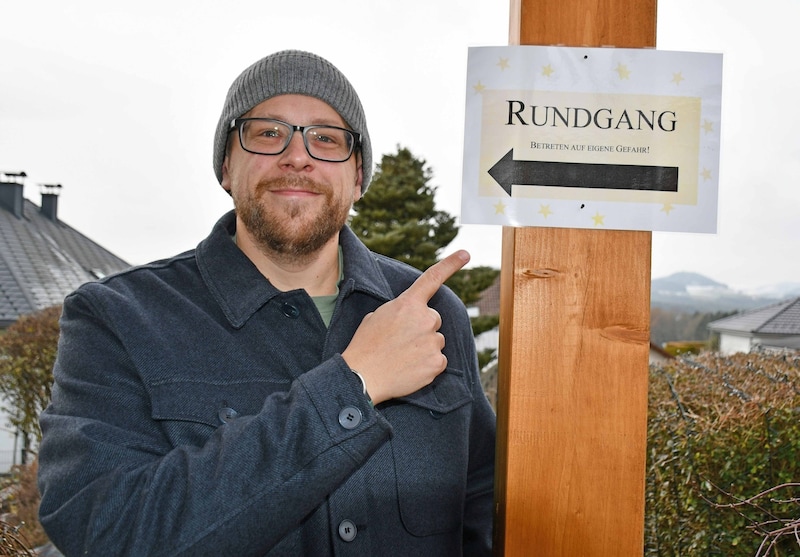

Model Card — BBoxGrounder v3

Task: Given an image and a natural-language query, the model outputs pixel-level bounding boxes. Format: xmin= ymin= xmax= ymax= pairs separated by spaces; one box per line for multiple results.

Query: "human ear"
xmin=354 ymin=156 xmax=364 ymax=201
xmin=221 ymin=156 xmax=232 ymax=194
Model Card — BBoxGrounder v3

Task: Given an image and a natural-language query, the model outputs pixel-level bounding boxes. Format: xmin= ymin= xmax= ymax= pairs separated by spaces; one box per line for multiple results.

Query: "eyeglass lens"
xmin=239 ymin=119 xmax=355 ymax=162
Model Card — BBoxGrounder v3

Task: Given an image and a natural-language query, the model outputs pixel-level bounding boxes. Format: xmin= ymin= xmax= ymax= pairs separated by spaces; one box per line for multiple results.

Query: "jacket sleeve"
xmin=37 ymin=290 xmax=392 ymax=556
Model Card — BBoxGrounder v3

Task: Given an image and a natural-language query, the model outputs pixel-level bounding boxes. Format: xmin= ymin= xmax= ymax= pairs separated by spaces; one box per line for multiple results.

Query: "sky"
xmin=1 ymin=0 xmax=798 ymax=291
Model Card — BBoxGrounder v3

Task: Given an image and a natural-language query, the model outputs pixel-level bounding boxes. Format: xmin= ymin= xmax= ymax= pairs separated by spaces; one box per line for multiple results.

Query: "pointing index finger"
xmin=403 ymin=250 xmax=470 ymax=303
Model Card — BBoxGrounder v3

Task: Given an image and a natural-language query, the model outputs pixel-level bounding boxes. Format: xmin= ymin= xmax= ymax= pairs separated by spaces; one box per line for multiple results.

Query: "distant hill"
xmin=651 ymin=272 xmax=800 ymax=312
xmin=652 ymin=272 xmax=725 ymax=291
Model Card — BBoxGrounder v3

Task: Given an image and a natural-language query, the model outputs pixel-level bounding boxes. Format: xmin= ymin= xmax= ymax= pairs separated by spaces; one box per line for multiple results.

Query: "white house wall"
xmin=475 ymin=327 xmax=499 ymax=353
xmin=0 ymin=425 xmax=18 ymax=472
xmin=719 ymin=333 xmax=753 ymax=355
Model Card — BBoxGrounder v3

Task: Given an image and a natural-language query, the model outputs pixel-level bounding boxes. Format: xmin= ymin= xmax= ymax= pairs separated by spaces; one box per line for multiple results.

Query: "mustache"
xmin=255 ymin=176 xmax=326 ymax=195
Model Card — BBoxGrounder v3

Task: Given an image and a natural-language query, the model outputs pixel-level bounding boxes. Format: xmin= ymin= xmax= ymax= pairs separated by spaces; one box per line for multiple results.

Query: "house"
xmin=707 ymin=297 xmax=800 ymax=355
xmin=0 ymin=171 xmax=130 ymax=469
xmin=648 ymin=342 xmax=674 ymax=364
xmin=470 ymin=274 xmax=500 ymax=353
xmin=0 ymin=173 xmax=130 ymax=327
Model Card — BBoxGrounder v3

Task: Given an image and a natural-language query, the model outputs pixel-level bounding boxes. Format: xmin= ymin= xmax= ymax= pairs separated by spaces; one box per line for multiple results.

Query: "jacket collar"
xmin=196 ymin=211 xmax=394 ymax=328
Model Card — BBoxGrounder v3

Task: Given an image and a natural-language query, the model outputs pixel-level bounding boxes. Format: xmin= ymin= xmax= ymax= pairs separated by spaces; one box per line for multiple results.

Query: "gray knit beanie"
xmin=213 ymin=50 xmax=372 ymax=192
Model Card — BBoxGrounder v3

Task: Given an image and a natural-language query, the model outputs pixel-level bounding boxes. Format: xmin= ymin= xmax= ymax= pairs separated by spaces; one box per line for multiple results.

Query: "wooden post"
xmin=494 ymin=1 xmax=656 ymax=555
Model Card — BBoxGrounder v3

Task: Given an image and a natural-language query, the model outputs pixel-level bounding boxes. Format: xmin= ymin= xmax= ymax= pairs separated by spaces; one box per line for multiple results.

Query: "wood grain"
xmin=494 ymin=1 xmax=656 ymax=554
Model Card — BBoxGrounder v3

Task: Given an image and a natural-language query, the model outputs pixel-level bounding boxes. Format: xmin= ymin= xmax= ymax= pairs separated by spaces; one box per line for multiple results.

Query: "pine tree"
xmin=351 ymin=146 xmax=458 ymax=272
xmin=350 ymin=145 xmax=499 ymax=310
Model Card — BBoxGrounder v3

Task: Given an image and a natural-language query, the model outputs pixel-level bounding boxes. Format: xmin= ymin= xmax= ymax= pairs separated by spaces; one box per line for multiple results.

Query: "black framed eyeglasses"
xmin=229 ymin=118 xmax=360 ymax=163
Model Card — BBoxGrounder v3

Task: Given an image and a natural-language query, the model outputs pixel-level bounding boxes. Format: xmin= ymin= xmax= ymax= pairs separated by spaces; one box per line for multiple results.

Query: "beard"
xmin=234 ymin=175 xmax=353 ymax=264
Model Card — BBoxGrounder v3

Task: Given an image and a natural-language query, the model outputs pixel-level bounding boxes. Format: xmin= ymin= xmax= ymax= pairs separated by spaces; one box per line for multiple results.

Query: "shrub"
xmin=646 ymin=349 xmax=800 ymax=555
xmin=0 ymin=460 xmax=48 ymax=549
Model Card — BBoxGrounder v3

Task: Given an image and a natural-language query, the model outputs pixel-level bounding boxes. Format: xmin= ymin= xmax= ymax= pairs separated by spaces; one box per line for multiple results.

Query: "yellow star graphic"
xmin=615 ymin=63 xmax=631 ymax=79
xmin=661 ymin=203 xmax=674 ymax=215
xmin=538 ymin=204 xmax=553 ymax=218
xmin=701 ymin=168 xmax=712 ymax=181
xmin=493 ymin=200 xmax=506 ymax=214
xmin=592 ymin=211 xmax=605 ymax=226
xmin=497 ymin=58 xmax=510 ymax=71
xmin=541 ymin=64 xmax=555 ymax=77
xmin=671 ymin=72 xmax=684 ymax=85
xmin=473 ymin=81 xmax=486 ymax=94
xmin=702 ymin=119 xmax=714 ymax=133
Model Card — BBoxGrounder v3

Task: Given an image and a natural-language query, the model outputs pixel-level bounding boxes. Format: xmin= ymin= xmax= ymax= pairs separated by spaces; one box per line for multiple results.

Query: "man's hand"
xmin=342 ymin=250 xmax=470 ymax=405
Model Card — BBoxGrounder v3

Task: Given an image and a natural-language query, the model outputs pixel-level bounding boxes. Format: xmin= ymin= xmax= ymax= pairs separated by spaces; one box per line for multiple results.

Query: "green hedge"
xmin=646 ymin=350 xmax=800 ymax=555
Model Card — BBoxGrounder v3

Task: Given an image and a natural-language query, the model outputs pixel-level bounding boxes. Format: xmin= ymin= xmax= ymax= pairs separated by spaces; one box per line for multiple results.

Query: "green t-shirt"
xmin=311 ymin=247 xmax=343 ymax=327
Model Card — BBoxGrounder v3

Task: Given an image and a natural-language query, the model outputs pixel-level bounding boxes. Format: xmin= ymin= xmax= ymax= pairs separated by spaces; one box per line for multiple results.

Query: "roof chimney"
xmin=40 ymin=183 xmax=62 ymax=222
xmin=0 ymin=171 xmax=26 ymax=218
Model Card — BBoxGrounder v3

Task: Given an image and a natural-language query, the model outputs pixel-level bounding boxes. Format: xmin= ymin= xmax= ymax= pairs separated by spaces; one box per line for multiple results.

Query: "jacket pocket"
xmin=148 ymin=379 xmax=289 ymax=445
xmin=388 ymin=369 xmax=474 ymax=536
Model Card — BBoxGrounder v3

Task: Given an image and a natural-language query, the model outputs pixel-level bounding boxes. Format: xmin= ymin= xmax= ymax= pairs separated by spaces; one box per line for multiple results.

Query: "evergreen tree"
xmin=351 ymin=146 xmax=457 ymax=272
xmin=350 ymin=145 xmax=499 ymax=313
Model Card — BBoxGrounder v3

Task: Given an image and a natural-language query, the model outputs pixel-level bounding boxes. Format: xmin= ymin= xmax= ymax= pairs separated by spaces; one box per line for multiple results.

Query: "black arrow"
xmin=488 ymin=149 xmax=679 ymax=196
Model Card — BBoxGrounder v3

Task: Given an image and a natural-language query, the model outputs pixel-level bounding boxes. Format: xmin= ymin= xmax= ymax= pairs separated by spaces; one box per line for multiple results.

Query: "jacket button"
xmin=218 ymin=407 xmax=239 ymax=424
xmin=338 ymin=519 xmax=357 ymax=542
xmin=338 ymin=406 xmax=362 ymax=430
xmin=281 ymin=303 xmax=300 ymax=318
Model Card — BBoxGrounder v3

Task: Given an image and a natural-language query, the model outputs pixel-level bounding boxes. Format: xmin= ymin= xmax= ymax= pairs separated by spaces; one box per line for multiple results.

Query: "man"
xmin=38 ymin=50 xmax=496 ymax=556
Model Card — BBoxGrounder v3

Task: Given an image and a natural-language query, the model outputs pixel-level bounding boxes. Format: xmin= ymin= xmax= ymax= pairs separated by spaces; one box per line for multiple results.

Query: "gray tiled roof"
xmin=0 ymin=196 xmax=130 ymax=327
xmin=707 ymin=297 xmax=800 ymax=335
xmin=475 ymin=274 xmax=500 ymax=316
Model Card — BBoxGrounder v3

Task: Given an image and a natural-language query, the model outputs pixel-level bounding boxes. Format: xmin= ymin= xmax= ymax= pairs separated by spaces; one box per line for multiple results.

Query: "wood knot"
xmin=600 ymin=325 xmax=649 ymax=345
xmin=521 ymin=268 xmax=560 ymax=279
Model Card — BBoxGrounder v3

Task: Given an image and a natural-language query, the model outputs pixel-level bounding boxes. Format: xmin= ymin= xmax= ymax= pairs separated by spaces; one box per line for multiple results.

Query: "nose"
xmin=278 ymin=131 xmax=312 ymax=169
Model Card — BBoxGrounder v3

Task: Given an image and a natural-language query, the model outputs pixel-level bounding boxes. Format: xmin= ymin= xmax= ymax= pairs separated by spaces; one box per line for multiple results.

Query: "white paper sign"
xmin=461 ymin=46 xmax=723 ymax=233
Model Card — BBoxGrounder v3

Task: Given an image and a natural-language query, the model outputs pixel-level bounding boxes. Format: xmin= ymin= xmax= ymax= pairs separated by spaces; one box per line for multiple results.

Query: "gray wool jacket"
xmin=38 ymin=211 xmax=496 ymax=556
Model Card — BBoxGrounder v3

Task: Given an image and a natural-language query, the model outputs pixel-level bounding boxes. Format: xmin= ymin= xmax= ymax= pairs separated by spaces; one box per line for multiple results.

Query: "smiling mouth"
xmin=257 ymin=177 xmax=326 ymax=198
xmin=271 ymin=188 xmax=320 ymax=196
